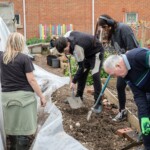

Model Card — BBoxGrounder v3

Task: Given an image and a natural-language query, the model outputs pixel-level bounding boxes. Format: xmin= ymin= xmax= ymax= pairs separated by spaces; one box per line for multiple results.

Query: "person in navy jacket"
xmin=103 ymin=48 xmax=150 ymax=150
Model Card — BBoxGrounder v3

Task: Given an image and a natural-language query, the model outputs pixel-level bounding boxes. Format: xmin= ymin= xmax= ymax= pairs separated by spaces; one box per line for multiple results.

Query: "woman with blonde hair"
xmin=0 ymin=32 xmax=46 ymax=150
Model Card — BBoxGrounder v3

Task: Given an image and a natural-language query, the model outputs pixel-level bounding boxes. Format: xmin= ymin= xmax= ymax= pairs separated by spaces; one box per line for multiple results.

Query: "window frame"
xmin=125 ymin=12 xmax=138 ymax=24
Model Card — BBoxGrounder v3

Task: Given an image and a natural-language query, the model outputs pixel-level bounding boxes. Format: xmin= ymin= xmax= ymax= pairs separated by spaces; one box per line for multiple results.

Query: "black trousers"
xmin=116 ymin=77 xmax=127 ymax=111
xmin=76 ymin=53 xmax=102 ymax=104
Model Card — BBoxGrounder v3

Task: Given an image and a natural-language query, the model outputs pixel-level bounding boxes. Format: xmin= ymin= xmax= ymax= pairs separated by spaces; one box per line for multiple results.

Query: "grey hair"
xmin=103 ymin=55 xmax=122 ymax=71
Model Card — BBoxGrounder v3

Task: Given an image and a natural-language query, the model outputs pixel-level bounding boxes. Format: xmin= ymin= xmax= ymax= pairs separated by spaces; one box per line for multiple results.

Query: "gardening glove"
xmin=141 ymin=117 xmax=150 ymax=135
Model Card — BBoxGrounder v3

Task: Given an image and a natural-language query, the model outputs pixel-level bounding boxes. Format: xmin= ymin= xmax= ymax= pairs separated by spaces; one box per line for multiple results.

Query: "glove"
xmin=141 ymin=117 xmax=150 ymax=135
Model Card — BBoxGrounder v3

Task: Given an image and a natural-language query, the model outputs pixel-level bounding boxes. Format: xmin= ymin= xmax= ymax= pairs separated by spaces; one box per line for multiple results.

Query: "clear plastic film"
xmin=32 ymin=101 xmax=87 ymax=150
xmin=0 ymin=83 xmax=5 ymax=150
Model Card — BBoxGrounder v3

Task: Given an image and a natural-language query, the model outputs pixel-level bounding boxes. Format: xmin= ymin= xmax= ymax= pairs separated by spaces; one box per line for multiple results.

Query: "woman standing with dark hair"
xmin=95 ymin=14 xmax=139 ymax=121
xmin=1 ymin=32 xmax=46 ymax=150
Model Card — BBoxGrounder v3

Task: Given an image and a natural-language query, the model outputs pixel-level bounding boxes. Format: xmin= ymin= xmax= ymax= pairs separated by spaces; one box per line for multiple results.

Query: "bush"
xmin=26 ymin=36 xmax=51 ymax=45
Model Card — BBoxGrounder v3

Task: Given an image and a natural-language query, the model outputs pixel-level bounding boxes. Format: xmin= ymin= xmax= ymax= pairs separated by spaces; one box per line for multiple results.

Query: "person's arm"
xmin=72 ymin=61 xmax=84 ymax=84
xmin=128 ymin=82 xmax=150 ymax=135
xmin=26 ymin=72 xmax=46 ymax=106
xmin=23 ymin=55 xmax=46 ymax=106
xmin=128 ymin=82 xmax=149 ymax=117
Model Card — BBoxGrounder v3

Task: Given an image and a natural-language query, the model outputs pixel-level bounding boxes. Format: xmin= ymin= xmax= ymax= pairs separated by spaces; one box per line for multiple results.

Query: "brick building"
xmin=1 ymin=0 xmax=150 ymax=41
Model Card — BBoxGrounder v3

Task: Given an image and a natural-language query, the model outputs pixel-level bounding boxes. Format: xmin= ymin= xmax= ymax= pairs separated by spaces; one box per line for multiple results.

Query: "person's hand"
xmin=70 ymin=82 xmax=76 ymax=90
xmin=141 ymin=117 xmax=150 ymax=135
xmin=40 ymin=96 xmax=47 ymax=107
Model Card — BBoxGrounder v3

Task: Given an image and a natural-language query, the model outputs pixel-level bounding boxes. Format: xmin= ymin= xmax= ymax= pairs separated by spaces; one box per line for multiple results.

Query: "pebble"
xmin=75 ymin=122 xmax=80 ymax=127
xmin=70 ymin=125 xmax=73 ymax=130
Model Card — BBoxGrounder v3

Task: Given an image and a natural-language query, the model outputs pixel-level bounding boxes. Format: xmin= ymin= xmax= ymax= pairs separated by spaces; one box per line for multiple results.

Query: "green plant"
xmin=45 ymin=35 xmax=51 ymax=43
xmin=26 ymin=37 xmax=45 ymax=45
xmin=64 ymin=57 xmax=77 ymax=77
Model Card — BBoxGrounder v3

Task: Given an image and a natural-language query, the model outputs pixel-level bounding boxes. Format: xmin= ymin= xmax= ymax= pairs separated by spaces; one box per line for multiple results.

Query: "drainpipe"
xmin=23 ymin=0 xmax=26 ymax=40
xmin=92 ymin=0 xmax=95 ymax=35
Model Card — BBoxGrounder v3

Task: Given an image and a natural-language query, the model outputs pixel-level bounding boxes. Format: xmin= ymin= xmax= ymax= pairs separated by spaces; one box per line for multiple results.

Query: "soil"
xmin=34 ymin=54 xmax=142 ymax=150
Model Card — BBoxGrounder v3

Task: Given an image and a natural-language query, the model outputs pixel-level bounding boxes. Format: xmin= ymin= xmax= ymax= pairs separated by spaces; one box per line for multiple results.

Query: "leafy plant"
xmin=26 ymin=37 xmax=50 ymax=45
xmin=45 ymin=35 xmax=51 ymax=43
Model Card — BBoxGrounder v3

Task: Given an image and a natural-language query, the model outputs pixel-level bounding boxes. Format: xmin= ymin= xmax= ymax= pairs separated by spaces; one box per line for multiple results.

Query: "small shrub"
xmin=26 ymin=37 xmax=47 ymax=45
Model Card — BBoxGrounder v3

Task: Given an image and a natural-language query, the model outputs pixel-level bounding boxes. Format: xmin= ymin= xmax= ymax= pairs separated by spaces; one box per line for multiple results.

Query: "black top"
xmin=66 ymin=31 xmax=104 ymax=83
xmin=111 ymin=23 xmax=139 ymax=53
xmin=68 ymin=31 xmax=103 ymax=57
xmin=125 ymin=48 xmax=150 ymax=91
xmin=1 ymin=52 xmax=34 ymax=92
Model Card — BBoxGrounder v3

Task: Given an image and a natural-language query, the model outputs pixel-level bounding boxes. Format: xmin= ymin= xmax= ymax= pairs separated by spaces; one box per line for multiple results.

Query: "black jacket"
xmin=124 ymin=48 xmax=150 ymax=117
xmin=68 ymin=31 xmax=103 ymax=58
xmin=111 ymin=23 xmax=139 ymax=53
xmin=66 ymin=31 xmax=104 ymax=83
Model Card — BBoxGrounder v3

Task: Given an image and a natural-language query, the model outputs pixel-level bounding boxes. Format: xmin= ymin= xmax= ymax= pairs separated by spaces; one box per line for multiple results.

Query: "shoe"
xmin=112 ymin=109 xmax=127 ymax=121
xmin=93 ymin=104 xmax=103 ymax=114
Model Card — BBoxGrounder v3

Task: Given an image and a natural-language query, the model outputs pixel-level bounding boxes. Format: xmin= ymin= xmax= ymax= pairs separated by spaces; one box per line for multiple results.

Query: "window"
xmin=125 ymin=12 xmax=138 ymax=24
xmin=15 ymin=14 xmax=21 ymax=25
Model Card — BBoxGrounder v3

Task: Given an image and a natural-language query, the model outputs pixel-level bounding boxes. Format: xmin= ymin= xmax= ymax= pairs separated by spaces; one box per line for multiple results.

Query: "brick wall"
xmin=1 ymin=0 xmax=150 ymax=40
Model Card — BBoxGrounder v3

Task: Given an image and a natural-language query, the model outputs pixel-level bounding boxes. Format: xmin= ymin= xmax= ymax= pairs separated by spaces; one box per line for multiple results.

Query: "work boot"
xmin=112 ymin=109 xmax=127 ymax=121
xmin=16 ymin=136 xmax=31 ymax=150
xmin=93 ymin=104 xmax=103 ymax=114
xmin=8 ymin=135 xmax=17 ymax=150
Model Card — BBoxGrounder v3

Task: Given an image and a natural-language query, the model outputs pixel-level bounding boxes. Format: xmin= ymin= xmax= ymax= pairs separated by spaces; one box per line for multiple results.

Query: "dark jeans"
xmin=116 ymin=77 xmax=127 ymax=111
xmin=76 ymin=54 xmax=102 ymax=105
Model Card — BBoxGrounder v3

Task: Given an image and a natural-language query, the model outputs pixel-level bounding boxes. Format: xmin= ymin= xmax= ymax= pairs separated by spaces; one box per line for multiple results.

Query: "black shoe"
xmin=112 ymin=109 xmax=127 ymax=121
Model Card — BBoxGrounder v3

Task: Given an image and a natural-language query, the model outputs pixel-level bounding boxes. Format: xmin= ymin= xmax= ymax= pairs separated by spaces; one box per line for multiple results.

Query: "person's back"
xmin=1 ymin=52 xmax=34 ymax=92
xmin=68 ymin=31 xmax=103 ymax=57
xmin=111 ymin=22 xmax=139 ymax=51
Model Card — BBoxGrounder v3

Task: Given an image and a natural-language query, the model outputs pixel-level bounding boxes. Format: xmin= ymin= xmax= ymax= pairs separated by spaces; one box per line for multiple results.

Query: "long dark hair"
xmin=94 ymin=14 xmax=117 ymax=42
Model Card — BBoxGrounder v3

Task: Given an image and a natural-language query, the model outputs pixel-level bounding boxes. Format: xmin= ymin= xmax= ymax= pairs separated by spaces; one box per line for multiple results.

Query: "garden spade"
xmin=67 ymin=88 xmax=84 ymax=109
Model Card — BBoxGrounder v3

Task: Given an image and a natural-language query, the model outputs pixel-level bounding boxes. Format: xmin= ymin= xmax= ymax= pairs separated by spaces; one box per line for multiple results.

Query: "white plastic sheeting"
xmin=33 ymin=101 xmax=87 ymax=150
xmin=0 ymin=17 xmax=9 ymax=150
xmin=0 ymin=17 xmax=10 ymax=51
xmin=0 ymin=17 xmax=88 ymax=150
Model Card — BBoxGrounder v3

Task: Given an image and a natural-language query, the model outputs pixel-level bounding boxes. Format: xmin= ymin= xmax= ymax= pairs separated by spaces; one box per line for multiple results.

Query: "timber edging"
xmin=102 ymin=78 xmax=140 ymax=132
